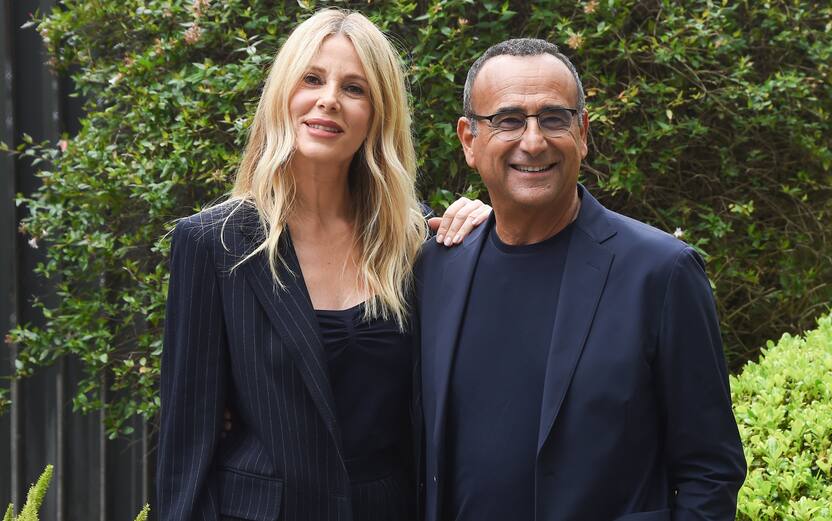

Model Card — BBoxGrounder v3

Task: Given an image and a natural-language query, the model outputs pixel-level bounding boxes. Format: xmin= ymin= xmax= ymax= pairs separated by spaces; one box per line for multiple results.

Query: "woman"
xmin=156 ymin=8 xmax=488 ymax=521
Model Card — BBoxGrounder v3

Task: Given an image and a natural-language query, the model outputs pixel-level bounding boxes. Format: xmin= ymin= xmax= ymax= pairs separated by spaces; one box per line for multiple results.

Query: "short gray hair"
xmin=462 ymin=38 xmax=585 ymax=132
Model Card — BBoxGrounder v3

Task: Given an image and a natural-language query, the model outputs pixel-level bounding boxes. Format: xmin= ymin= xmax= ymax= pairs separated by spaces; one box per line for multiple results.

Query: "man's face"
xmin=457 ymin=54 xmax=588 ymax=213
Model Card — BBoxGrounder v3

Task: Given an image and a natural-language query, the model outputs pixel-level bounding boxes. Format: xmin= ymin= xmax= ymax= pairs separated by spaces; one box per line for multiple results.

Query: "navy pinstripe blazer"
xmin=157 ymin=202 xmax=413 ymax=521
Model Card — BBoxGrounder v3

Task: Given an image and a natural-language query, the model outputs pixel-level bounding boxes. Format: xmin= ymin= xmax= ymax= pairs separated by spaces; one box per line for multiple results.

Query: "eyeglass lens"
xmin=491 ymin=109 xmax=574 ymax=140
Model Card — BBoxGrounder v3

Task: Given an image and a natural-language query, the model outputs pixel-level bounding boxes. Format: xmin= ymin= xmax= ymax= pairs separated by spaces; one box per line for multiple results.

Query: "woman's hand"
xmin=428 ymin=197 xmax=492 ymax=247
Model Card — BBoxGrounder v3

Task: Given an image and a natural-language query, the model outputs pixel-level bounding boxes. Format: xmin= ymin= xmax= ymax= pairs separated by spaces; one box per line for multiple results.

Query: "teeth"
xmin=514 ymin=165 xmax=550 ymax=172
xmin=308 ymin=123 xmax=341 ymax=133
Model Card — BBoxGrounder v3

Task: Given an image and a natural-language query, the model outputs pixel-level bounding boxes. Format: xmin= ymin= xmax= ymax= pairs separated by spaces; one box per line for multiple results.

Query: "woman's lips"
xmin=304 ymin=118 xmax=343 ymax=136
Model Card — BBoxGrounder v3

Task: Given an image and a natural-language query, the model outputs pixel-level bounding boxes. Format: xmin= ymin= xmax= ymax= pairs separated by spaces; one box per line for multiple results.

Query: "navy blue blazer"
xmin=157 ymin=202 xmax=411 ymax=521
xmin=415 ymin=186 xmax=746 ymax=521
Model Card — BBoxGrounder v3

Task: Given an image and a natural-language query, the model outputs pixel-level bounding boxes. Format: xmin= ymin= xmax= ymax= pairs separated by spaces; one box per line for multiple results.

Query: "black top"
xmin=443 ymin=224 xmax=573 ymax=521
xmin=315 ymin=303 xmax=413 ymax=484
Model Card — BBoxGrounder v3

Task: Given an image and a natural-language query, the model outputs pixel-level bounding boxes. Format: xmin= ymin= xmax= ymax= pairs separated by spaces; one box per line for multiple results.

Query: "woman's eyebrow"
xmin=342 ymin=74 xmax=368 ymax=85
xmin=305 ymin=65 xmax=367 ymax=83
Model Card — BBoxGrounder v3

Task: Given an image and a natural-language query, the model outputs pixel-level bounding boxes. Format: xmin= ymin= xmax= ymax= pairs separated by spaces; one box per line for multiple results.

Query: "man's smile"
xmin=510 ymin=163 xmax=556 ymax=173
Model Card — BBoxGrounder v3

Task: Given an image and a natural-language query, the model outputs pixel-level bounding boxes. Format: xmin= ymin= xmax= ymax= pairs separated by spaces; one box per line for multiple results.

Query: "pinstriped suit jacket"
xmin=157 ymin=202 xmax=413 ymax=521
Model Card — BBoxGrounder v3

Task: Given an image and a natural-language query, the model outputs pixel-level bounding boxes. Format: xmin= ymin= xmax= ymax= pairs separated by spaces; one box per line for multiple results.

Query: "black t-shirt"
xmin=443 ymin=223 xmax=573 ymax=521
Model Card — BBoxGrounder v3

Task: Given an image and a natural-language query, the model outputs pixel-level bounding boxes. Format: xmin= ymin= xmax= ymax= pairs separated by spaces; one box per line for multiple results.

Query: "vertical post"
xmin=0 ymin=0 xmax=20 ymax=511
xmin=99 ymin=375 xmax=107 ymax=521
xmin=6 ymin=1 xmax=61 ymax=519
xmin=55 ymin=358 xmax=64 ymax=521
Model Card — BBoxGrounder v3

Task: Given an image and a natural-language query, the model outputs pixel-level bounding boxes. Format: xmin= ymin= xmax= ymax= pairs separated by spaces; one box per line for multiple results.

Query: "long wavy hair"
xmin=226 ymin=8 xmax=425 ymax=328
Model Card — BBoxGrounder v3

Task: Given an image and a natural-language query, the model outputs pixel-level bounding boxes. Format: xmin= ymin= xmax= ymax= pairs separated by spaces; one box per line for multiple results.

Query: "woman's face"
xmin=289 ymin=35 xmax=373 ymax=171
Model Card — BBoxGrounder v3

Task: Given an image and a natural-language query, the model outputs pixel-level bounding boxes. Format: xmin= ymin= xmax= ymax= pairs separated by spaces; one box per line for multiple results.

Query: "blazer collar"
xmin=537 ymin=185 xmax=615 ymax=452
xmin=231 ymin=204 xmax=345 ymax=459
xmin=572 ymin=184 xmax=616 ymax=244
xmin=430 ymin=214 xmax=494 ymax=446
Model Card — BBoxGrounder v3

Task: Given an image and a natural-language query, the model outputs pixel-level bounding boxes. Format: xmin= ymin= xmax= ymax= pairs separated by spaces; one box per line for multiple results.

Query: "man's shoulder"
xmin=574 ymin=195 xmax=713 ymax=307
xmin=605 ymin=210 xmax=685 ymax=253
xmin=416 ymin=236 xmax=458 ymax=280
xmin=575 ymin=186 xmax=687 ymax=261
xmin=584 ymin=200 xmax=702 ymax=279
xmin=418 ymin=236 xmax=456 ymax=262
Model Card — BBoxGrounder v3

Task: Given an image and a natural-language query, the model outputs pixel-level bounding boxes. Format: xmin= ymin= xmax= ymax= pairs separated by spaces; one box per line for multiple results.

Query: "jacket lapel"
xmin=234 ymin=209 xmax=343 ymax=455
xmin=537 ymin=187 xmax=615 ymax=453
xmin=432 ymin=217 xmax=493 ymax=446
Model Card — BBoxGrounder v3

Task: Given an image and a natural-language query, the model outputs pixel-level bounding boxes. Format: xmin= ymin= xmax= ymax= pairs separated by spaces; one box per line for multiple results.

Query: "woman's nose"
xmin=317 ymin=84 xmax=340 ymax=112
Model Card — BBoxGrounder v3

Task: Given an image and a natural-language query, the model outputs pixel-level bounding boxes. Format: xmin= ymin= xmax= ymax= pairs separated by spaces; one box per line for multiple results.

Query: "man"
xmin=416 ymin=39 xmax=746 ymax=521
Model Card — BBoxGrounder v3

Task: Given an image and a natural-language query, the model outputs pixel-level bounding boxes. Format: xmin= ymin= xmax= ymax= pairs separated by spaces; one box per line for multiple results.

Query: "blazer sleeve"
xmin=656 ymin=247 xmax=747 ymax=521
xmin=157 ymin=219 xmax=229 ymax=521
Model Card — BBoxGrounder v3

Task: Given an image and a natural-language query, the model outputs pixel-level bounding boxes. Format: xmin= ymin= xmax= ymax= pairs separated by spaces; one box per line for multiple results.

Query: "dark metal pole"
xmin=0 ymin=0 xmax=22 ymax=511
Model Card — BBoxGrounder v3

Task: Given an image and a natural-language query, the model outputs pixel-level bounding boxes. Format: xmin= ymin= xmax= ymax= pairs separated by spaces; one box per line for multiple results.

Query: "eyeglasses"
xmin=469 ymin=107 xmax=579 ymax=141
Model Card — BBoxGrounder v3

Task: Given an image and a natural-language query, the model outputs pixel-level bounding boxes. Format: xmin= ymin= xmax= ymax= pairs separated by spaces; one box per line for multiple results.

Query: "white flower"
xmin=28 ymin=237 xmax=38 ymax=249
xmin=673 ymin=227 xmax=684 ymax=239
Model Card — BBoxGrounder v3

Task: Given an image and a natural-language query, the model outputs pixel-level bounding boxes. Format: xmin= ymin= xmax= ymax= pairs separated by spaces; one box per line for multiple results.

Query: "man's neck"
xmin=493 ymin=189 xmax=581 ymax=246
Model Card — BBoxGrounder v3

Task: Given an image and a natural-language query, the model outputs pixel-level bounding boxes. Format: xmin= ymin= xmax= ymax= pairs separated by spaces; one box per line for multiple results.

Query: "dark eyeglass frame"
xmin=468 ymin=107 xmax=580 ymax=141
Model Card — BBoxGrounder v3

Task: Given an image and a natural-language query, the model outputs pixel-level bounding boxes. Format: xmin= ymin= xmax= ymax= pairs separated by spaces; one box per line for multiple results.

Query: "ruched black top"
xmin=314 ymin=302 xmax=414 ymax=519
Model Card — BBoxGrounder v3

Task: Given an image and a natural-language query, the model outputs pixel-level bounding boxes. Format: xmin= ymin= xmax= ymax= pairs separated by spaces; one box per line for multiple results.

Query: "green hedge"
xmin=732 ymin=314 xmax=832 ymax=520
xmin=2 ymin=0 xmax=830 ymax=435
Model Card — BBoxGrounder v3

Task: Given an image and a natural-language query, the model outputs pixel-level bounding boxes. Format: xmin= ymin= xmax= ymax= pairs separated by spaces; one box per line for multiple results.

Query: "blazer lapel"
xmin=236 ymin=216 xmax=343 ymax=455
xmin=537 ymin=188 xmax=615 ymax=453
xmin=431 ymin=217 xmax=493 ymax=446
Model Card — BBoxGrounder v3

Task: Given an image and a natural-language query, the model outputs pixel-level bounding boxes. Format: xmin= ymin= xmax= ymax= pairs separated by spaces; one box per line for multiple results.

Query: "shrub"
xmin=4 ymin=465 xmax=51 ymax=521
xmin=3 ymin=0 xmax=830 ymax=435
xmin=2 ymin=465 xmax=148 ymax=521
xmin=732 ymin=314 xmax=832 ymax=520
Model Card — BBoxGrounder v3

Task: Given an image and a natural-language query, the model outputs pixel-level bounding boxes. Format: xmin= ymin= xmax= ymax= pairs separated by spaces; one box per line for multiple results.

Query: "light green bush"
xmin=733 ymin=315 xmax=832 ymax=520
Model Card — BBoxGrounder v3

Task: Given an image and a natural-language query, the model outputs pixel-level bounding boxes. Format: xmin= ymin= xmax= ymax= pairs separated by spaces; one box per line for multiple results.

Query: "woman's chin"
xmin=293 ymin=143 xmax=359 ymax=168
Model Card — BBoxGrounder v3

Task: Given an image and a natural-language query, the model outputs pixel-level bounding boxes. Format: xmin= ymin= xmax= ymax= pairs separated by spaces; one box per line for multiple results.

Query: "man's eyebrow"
xmin=490 ymin=106 xmax=525 ymax=115
xmin=490 ymin=104 xmax=573 ymax=115
xmin=539 ymin=104 xmax=574 ymax=111
xmin=304 ymin=66 xmax=368 ymax=83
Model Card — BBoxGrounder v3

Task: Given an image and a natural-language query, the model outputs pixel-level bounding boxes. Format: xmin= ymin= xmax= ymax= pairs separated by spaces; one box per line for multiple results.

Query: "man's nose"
xmin=517 ymin=118 xmax=547 ymax=156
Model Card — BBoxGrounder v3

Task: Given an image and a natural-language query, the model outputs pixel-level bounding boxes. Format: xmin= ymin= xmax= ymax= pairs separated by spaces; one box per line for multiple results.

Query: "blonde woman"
xmin=156 ymin=8 xmax=488 ymax=521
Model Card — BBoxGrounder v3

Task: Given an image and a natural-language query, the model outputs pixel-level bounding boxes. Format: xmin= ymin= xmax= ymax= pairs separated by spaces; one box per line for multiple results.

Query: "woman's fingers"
xmin=436 ymin=198 xmax=492 ymax=246
xmin=435 ymin=197 xmax=472 ymax=244
xmin=450 ymin=204 xmax=492 ymax=244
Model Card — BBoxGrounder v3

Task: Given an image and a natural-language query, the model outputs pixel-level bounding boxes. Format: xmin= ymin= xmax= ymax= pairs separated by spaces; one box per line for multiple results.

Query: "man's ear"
xmin=579 ymin=109 xmax=589 ymax=160
xmin=457 ymin=116 xmax=477 ymax=169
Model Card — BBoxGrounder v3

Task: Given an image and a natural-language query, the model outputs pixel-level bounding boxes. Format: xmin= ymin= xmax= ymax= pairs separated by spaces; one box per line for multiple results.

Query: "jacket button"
xmin=433 ymin=475 xmax=438 ymax=483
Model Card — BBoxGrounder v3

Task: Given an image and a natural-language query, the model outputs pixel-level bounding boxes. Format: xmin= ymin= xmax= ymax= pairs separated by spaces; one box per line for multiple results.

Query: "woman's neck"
xmin=289 ymin=158 xmax=354 ymax=229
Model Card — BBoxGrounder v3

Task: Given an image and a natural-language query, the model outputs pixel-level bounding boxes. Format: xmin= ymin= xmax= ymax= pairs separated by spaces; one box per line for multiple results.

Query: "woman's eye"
xmin=303 ymin=74 xmax=322 ymax=85
xmin=345 ymin=84 xmax=365 ymax=95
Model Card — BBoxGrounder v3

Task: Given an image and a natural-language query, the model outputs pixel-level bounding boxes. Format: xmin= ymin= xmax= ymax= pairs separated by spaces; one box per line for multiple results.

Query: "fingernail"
xmin=436 ymin=234 xmax=444 ymax=243
xmin=444 ymin=236 xmax=453 ymax=246
xmin=453 ymin=234 xmax=461 ymax=244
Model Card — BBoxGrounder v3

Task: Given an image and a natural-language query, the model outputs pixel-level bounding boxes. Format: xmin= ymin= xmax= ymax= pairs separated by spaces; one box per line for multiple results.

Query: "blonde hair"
xmin=227 ymin=8 xmax=425 ymax=328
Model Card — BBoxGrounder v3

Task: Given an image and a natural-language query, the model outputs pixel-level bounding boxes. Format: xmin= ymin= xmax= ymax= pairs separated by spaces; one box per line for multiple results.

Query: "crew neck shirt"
xmin=442 ymin=222 xmax=573 ymax=521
